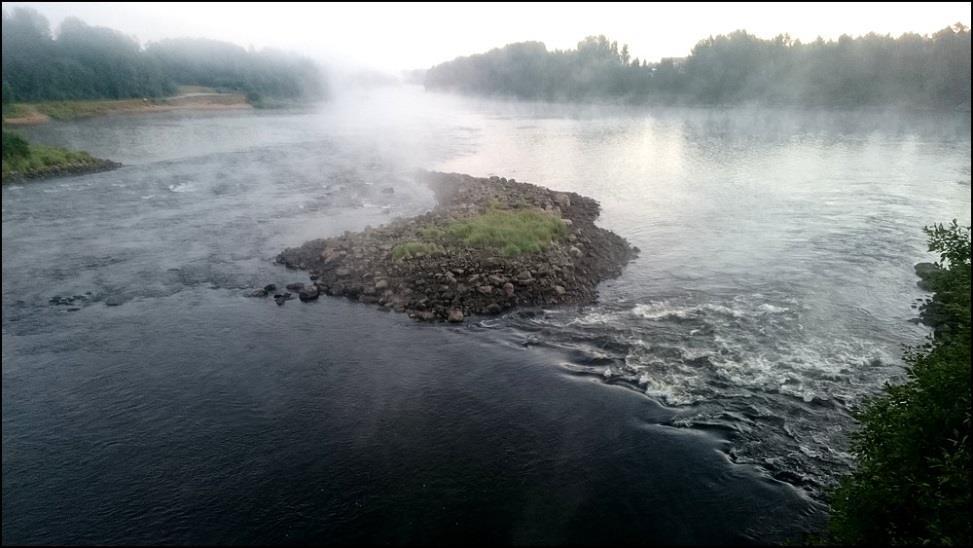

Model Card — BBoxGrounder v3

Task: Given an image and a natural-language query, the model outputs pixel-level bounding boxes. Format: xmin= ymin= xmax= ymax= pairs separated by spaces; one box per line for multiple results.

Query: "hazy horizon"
xmin=3 ymin=1 xmax=970 ymax=73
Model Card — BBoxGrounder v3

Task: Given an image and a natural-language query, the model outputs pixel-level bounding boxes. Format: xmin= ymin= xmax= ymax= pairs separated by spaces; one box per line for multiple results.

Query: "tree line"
xmin=1 ymin=7 xmax=326 ymax=103
xmin=425 ymin=26 xmax=971 ymax=109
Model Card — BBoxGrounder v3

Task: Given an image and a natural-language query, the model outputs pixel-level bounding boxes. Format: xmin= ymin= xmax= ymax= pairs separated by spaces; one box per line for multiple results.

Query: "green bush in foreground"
xmin=828 ymin=221 xmax=971 ymax=546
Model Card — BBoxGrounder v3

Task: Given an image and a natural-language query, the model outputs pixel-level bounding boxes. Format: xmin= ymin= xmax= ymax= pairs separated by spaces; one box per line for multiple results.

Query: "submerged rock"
xmin=914 ymin=262 xmax=940 ymax=291
xmin=448 ymin=308 xmax=464 ymax=322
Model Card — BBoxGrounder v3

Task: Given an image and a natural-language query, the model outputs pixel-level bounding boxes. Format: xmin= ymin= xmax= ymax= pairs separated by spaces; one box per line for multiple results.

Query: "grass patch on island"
xmin=392 ymin=241 xmax=446 ymax=259
xmin=407 ymin=208 xmax=567 ymax=257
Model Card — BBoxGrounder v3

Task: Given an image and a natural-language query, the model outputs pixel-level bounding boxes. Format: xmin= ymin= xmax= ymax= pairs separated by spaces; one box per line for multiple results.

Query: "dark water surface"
xmin=3 ymin=86 xmax=970 ymax=544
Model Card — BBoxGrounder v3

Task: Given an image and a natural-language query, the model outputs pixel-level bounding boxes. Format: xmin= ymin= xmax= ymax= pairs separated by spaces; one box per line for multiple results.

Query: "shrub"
xmin=2 ymin=131 xmax=29 ymax=161
xmin=828 ymin=221 xmax=971 ymax=546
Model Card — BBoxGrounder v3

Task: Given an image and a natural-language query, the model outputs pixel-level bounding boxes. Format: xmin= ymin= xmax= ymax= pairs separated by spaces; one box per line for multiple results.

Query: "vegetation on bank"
xmin=2 ymin=130 xmax=115 ymax=181
xmin=828 ymin=221 xmax=971 ymax=545
xmin=425 ymin=26 xmax=971 ymax=109
xmin=3 ymin=94 xmax=251 ymax=124
xmin=1 ymin=7 xmax=327 ymax=104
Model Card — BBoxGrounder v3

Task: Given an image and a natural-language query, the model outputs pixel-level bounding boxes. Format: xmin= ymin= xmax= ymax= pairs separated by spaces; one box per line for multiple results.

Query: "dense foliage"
xmin=2 ymin=130 xmax=102 ymax=180
xmin=425 ymin=27 xmax=971 ymax=109
xmin=828 ymin=221 xmax=971 ymax=545
xmin=1 ymin=7 xmax=326 ymax=102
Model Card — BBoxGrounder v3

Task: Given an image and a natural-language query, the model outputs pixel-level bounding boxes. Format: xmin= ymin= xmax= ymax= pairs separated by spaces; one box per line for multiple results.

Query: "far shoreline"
xmin=2 ymin=92 xmax=255 ymax=126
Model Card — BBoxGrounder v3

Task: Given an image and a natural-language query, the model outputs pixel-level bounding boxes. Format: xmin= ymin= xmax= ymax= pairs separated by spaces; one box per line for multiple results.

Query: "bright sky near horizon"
xmin=3 ymin=2 xmax=971 ymax=72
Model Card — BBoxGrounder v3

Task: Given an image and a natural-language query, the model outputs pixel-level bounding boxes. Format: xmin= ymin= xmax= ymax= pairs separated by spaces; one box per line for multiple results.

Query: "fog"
xmin=3 ymin=2 xmax=970 ymax=75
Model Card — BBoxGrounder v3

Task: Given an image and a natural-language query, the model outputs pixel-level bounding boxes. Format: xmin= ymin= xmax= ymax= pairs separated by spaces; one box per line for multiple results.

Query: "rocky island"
xmin=274 ymin=171 xmax=637 ymax=322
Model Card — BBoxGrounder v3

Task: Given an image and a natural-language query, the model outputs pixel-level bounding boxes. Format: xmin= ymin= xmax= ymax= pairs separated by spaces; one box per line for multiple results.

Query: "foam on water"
xmin=506 ymin=292 xmax=905 ymax=494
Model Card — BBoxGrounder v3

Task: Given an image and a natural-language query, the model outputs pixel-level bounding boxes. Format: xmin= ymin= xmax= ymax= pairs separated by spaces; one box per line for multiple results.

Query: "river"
xmin=3 ymin=85 xmax=970 ymax=544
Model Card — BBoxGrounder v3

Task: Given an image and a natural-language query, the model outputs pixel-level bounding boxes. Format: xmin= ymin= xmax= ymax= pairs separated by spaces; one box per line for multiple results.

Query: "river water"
xmin=3 ymin=85 xmax=970 ymax=544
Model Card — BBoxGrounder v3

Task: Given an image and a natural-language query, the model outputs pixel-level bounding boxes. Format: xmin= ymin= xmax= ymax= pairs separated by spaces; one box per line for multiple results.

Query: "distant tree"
xmin=1 ymin=8 xmax=327 ymax=102
xmin=424 ymin=25 xmax=971 ymax=109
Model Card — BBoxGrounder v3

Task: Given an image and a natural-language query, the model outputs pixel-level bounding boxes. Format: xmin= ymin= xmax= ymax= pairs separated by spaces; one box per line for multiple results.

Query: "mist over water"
xmin=3 ymin=85 xmax=971 ymax=544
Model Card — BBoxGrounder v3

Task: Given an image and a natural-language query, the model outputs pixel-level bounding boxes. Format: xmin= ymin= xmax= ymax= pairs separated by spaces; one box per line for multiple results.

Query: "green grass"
xmin=1 ymin=102 xmax=33 ymax=119
xmin=438 ymin=208 xmax=567 ymax=256
xmin=2 ymin=131 xmax=103 ymax=180
xmin=392 ymin=241 xmax=446 ymax=259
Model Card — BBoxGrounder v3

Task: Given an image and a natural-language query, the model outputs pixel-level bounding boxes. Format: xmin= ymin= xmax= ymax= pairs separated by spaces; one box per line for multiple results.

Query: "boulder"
xmin=298 ymin=285 xmax=320 ymax=301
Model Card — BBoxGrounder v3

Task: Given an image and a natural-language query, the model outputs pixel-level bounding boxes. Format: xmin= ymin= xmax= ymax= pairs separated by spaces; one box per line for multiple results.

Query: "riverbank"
xmin=1 ymin=132 xmax=119 ymax=183
xmin=274 ymin=171 xmax=637 ymax=321
xmin=2 ymin=92 xmax=251 ymax=125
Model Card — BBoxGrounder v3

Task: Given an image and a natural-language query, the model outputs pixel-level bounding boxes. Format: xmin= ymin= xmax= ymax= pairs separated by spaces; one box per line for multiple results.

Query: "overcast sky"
xmin=4 ymin=2 xmax=971 ymax=72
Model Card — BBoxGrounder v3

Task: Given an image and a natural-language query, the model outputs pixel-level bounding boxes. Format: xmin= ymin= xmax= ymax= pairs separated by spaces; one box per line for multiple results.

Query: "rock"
xmin=263 ymin=284 xmax=277 ymax=292
xmin=448 ymin=308 xmax=464 ymax=322
xmin=286 ymin=282 xmax=305 ymax=291
xmin=105 ymin=295 xmax=126 ymax=307
xmin=381 ymin=186 xmax=395 ymax=194
xmin=298 ymin=285 xmax=320 ymax=301
xmin=914 ymin=262 xmax=940 ymax=291
xmin=273 ymin=171 xmax=636 ymax=323
xmin=274 ymin=293 xmax=294 ymax=306
xmin=247 ymin=288 xmax=269 ymax=298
